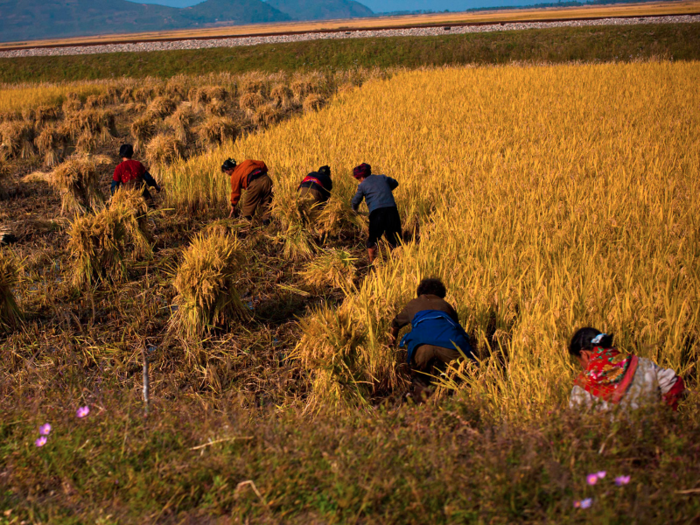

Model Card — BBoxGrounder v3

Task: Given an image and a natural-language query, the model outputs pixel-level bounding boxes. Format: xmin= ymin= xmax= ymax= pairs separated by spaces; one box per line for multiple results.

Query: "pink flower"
xmin=596 ymin=471 xmax=607 ymax=479
xmin=574 ymin=498 xmax=592 ymax=509
xmin=39 ymin=423 xmax=51 ymax=436
xmin=586 ymin=473 xmax=599 ymax=485
xmin=615 ymin=475 xmax=631 ymax=486
xmin=35 ymin=436 xmax=47 ymax=447
xmin=76 ymin=406 xmax=90 ymax=418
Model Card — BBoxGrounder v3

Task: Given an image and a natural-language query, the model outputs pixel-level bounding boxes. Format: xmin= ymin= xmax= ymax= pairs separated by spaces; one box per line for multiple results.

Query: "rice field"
xmin=2 ymin=59 xmax=700 ymax=521
xmin=164 ymin=61 xmax=700 ymax=415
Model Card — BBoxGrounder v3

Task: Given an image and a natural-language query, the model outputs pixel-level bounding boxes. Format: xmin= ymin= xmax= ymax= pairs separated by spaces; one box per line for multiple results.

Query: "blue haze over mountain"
xmin=133 ymin=0 xmax=550 ymax=10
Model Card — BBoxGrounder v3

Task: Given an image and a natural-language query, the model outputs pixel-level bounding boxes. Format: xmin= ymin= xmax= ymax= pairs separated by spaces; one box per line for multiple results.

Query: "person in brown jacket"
xmin=221 ymin=158 xmax=273 ymax=224
xmin=389 ymin=278 xmax=475 ymax=385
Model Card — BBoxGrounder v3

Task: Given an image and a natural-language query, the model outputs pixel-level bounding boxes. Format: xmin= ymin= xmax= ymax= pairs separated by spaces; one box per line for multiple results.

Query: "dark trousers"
xmin=367 ymin=206 xmax=401 ymax=249
xmin=242 ymin=174 xmax=273 ymax=220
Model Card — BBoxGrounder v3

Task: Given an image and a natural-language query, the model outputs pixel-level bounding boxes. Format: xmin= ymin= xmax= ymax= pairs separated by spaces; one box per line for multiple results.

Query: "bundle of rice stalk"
xmin=171 ymin=230 xmax=247 ymax=341
xmin=146 ymin=96 xmax=177 ymax=119
xmin=106 ymin=86 xmax=122 ymax=104
xmin=67 ymin=202 xmax=151 ymax=287
xmin=145 ymin=133 xmax=183 ymax=168
xmin=252 ymin=103 xmax=284 ymax=128
xmin=0 ymin=249 xmax=22 ymax=332
xmin=302 ymin=94 xmax=326 ymax=113
xmin=50 ymin=157 xmax=107 ymax=215
xmin=165 ymin=78 xmax=189 ymax=100
xmin=21 ymin=108 xmax=36 ymax=123
xmin=110 ymin=186 xmax=152 ymax=250
xmin=62 ymin=96 xmax=82 ymax=114
xmin=188 ymin=87 xmax=209 ymax=109
xmin=205 ymin=98 xmax=227 ymax=117
xmin=196 ymin=116 xmax=238 ymax=149
xmin=165 ymin=102 xmax=197 ymax=143
xmin=34 ymin=105 xmax=61 ymax=126
xmin=75 ymin=131 xmax=97 ymax=154
xmin=0 ymin=121 xmax=35 ymax=160
xmin=133 ymin=87 xmax=154 ymax=103
xmin=204 ymin=86 xmax=229 ymax=102
xmin=120 ymin=86 xmax=135 ymax=103
xmin=130 ymin=115 xmax=157 ymax=152
xmin=239 ymin=92 xmax=266 ymax=116
xmin=290 ymin=79 xmax=313 ymax=103
xmin=292 ymin=301 xmax=400 ymax=407
xmin=300 ymin=249 xmax=357 ymax=292
xmin=270 ymin=84 xmax=295 ymax=109
xmin=239 ymin=73 xmax=268 ymax=96
xmin=35 ymin=125 xmax=68 ymax=167
xmin=315 ymin=197 xmax=366 ymax=239
xmin=85 ymin=94 xmax=106 ymax=109
xmin=63 ymin=109 xmax=116 ymax=141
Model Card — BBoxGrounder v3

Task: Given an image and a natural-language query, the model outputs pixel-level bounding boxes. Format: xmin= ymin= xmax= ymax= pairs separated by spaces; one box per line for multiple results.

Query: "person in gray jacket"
xmin=351 ymin=163 xmax=402 ymax=263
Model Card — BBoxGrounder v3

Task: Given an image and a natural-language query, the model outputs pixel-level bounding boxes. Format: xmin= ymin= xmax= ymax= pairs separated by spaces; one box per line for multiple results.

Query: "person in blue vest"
xmin=389 ymin=278 xmax=475 ymax=385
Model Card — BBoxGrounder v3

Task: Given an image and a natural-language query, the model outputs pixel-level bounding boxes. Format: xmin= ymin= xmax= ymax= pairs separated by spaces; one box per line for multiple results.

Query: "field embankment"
xmin=1 ymin=23 xmax=699 ymax=83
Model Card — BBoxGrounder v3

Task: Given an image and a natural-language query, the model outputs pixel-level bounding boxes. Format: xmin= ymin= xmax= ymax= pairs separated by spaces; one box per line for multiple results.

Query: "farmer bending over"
xmin=569 ymin=327 xmax=686 ymax=412
xmin=298 ymin=165 xmax=332 ymax=206
xmin=389 ymin=278 xmax=475 ymax=387
xmin=222 ymin=158 xmax=272 ymax=224
xmin=350 ymin=163 xmax=401 ymax=263
xmin=111 ymin=144 xmax=161 ymax=201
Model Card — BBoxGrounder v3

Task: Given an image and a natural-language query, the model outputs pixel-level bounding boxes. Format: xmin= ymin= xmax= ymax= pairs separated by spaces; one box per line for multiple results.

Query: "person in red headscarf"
xmin=350 ymin=163 xmax=401 ymax=263
xmin=569 ymin=327 xmax=686 ymax=412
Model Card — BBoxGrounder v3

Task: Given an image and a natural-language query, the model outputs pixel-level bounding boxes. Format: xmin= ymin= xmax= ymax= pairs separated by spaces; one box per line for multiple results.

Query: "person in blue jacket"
xmin=351 ymin=163 xmax=401 ymax=263
xmin=389 ymin=278 xmax=475 ymax=385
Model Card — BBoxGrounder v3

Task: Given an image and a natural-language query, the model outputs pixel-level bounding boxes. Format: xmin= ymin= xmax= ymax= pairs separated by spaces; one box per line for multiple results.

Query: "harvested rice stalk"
xmin=145 ymin=134 xmax=184 ymax=167
xmin=35 ymin=125 xmax=68 ymax=167
xmin=34 ymin=105 xmax=61 ymax=126
xmin=196 ymin=116 xmax=238 ymax=149
xmin=165 ymin=102 xmax=197 ymax=143
xmin=303 ymin=94 xmax=326 ymax=113
xmin=239 ymin=93 xmax=266 ymax=116
xmin=131 ymin=116 xmax=157 ymax=152
xmin=315 ymin=198 xmax=366 ymax=239
xmin=300 ymin=249 xmax=357 ymax=292
xmin=270 ymin=84 xmax=294 ymax=109
xmin=171 ymin=230 xmax=247 ymax=341
xmin=252 ymin=104 xmax=284 ymax=127
xmin=0 ymin=121 xmax=35 ymax=160
xmin=133 ymin=87 xmax=154 ymax=103
xmin=239 ymin=73 xmax=269 ymax=96
xmin=205 ymin=98 xmax=227 ymax=117
xmin=68 ymin=194 xmax=152 ymax=287
xmin=147 ymin=96 xmax=177 ymax=119
xmin=50 ymin=157 xmax=108 ymax=215
xmin=204 ymin=86 xmax=229 ymax=102
xmin=0 ymin=249 xmax=22 ymax=332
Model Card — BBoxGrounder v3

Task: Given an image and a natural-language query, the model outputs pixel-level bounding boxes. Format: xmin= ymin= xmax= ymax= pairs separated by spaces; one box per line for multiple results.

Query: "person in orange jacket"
xmin=221 ymin=158 xmax=272 ymax=224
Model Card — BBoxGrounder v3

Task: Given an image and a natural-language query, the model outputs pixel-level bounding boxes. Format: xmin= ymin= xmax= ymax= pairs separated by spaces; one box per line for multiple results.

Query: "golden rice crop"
xmin=162 ymin=61 xmax=700 ymax=415
xmin=302 ymin=94 xmax=325 ymax=113
xmin=0 ymin=249 xmax=22 ymax=332
xmin=171 ymin=229 xmax=247 ymax=341
xmin=130 ymin=115 xmax=158 ymax=152
xmin=165 ymin=102 xmax=197 ymax=144
xmin=252 ymin=103 xmax=284 ymax=127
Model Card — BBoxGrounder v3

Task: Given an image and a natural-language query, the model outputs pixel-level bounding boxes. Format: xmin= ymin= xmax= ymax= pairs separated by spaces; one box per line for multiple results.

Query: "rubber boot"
xmin=367 ymin=246 xmax=378 ymax=264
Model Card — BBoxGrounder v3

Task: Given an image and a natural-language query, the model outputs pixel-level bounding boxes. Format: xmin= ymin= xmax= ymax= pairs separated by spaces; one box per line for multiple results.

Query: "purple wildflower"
xmin=596 ymin=471 xmax=607 ymax=479
xmin=39 ymin=423 xmax=51 ymax=436
xmin=586 ymin=473 xmax=599 ymax=485
xmin=76 ymin=406 xmax=90 ymax=418
xmin=35 ymin=436 xmax=47 ymax=447
xmin=580 ymin=498 xmax=593 ymax=509
xmin=614 ymin=475 xmax=631 ymax=486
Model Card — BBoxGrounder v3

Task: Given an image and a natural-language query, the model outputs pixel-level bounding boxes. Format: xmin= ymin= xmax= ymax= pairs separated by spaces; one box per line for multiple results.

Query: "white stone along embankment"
xmin=1 ymin=15 xmax=699 ymax=59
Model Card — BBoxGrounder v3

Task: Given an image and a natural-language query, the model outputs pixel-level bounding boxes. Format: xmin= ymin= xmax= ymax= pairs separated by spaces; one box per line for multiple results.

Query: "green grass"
xmin=1 ymin=22 xmax=699 ymax=84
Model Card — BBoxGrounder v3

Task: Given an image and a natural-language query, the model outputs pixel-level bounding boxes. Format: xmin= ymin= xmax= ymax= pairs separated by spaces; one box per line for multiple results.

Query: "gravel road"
xmin=1 ymin=15 xmax=698 ymax=59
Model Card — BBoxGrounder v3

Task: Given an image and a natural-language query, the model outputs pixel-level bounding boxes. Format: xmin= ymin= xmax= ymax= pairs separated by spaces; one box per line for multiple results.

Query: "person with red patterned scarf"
xmin=298 ymin=165 xmax=332 ymax=205
xmin=569 ymin=327 xmax=686 ymax=412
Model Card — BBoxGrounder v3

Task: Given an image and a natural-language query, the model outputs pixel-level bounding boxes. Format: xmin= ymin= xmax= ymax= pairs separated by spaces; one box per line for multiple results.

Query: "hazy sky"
xmin=129 ymin=0 xmax=546 ymax=12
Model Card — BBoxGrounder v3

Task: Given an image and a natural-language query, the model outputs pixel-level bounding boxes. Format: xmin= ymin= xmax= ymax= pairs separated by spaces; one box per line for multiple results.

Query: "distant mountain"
xmin=0 ymin=0 xmax=374 ymax=43
xmin=184 ymin=0 xmax=291 ymax=24
xmin=0 ymin=0 xmax=189 ymax=42
xmin=266 ymin=0 xmax=374 ymax=20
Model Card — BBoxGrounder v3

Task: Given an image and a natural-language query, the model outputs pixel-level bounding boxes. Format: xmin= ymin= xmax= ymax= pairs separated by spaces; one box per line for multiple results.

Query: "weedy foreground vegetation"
xmin=1 ymin=61 xmax=700 ymax=522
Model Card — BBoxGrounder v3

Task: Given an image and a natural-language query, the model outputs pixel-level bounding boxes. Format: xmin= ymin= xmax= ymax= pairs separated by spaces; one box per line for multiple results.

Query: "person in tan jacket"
xmin=221 ymin=158 xmax=273 ymax=224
